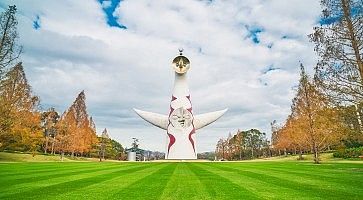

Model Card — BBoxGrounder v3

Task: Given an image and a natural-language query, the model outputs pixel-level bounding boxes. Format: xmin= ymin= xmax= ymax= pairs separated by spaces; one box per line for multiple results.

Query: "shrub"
xmin=333 ymin=147 xmax=363 ymax=158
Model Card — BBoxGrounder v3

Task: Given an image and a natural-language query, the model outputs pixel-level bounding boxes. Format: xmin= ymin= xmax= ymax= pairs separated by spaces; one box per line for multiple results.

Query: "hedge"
xmin=333 ymin=147 xmax=363 ymax=158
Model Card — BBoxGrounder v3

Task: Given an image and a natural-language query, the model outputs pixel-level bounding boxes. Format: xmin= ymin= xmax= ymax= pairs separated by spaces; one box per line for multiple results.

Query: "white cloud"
xmin=0 ymin=0 xmax=321 ymax=152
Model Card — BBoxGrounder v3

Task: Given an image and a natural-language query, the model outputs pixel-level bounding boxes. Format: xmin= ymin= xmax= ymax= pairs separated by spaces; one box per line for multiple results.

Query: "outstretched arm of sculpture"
xmin=133 ymin=109 xmax=169 ymax=130
xmin=193 ymin=109 xmax=228 ymax=130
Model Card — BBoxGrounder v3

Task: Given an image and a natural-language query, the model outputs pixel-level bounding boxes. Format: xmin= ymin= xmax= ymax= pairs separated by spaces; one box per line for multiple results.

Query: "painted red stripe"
xmin=188 ymin=127 xmax=196 ymax=153
xmin=167 ymin=132 xmax=176 ymax=156
xmin=169 ymin=106 xmax=174 ymax=117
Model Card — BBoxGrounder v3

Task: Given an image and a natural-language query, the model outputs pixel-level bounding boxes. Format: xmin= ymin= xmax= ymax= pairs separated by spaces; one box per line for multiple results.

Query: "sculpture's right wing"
xmin=133 ymin=108 xmax=168 ymax=130
xmin=193 ymin=109 xmax=228 ymax=130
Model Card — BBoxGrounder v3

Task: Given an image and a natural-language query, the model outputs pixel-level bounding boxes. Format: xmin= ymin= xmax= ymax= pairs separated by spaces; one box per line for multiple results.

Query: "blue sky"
xmin=0 ymin=0 xmax=321 ymax=152
xmin=98 ymin=0 xmax=126 ymax=28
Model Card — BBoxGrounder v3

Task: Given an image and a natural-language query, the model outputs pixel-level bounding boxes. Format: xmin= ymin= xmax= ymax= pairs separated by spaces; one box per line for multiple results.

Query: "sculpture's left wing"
xmin=193 ymin=109 xmax=228 ymax=130
xmin=133 ymin=108 xmax=168 ymax=130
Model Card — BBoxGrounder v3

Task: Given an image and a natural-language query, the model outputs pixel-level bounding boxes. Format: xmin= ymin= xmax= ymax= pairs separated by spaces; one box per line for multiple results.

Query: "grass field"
xmin=0 ymin=152 xmax=107 ymax=162
xmin=0 ymin=160 xmax=362 ymax=200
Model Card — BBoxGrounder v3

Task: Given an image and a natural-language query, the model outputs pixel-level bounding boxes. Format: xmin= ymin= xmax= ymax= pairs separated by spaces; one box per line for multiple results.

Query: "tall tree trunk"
xmin=51 ymin=138 xmax=55 ymax=155
xmin=0 ymin=9 xmax=11 ymax=51
xmin=44 ymin=136 xmax=48 ymax=154
xmin=239 ymin=148 xmax=242 ymax=160
xmin=222 ymin=146 xmax=225 ymax=160
xmin=269 ymin=149 xmax=272 ymax=157
xmin=60 ymin=151 xmax=64 ymax=162
xmin=341 ymin=0 xmax=363 ymax=82
xmin=355 ymin=104 xmax=363 ymax=133
xmin=298 ymin=148 xmax=303 ymax=160
xmin=313 ymin=144 xmax=320 ymax=164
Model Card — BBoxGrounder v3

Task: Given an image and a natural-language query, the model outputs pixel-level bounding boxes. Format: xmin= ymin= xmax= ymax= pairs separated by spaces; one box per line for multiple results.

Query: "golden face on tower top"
xmin=172 ymin=55 xmax=190 ymax=74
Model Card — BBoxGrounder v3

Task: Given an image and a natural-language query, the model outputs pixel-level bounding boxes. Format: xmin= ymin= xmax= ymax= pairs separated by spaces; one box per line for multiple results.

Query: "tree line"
xmin=272 ymin=0 xmax=362 ymax=164
xmin=271 ymin=65 xmax=350 ymax=163
xmin=215 ymin=0 xmax=362 ymax=163
xmin=0 ymin=5 xmax=125 ymax=161
xmin=215 ymin=129 xmax=270 ymax=160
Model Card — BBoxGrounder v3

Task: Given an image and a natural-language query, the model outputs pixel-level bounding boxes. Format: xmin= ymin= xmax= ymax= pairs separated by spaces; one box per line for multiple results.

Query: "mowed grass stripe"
xmin=250 ymin=163 xmax=363 ymax=190
xmin=196 ymin=163 xmax=299 ymax=200
xmin=0 ymin=163 xmax=147 ymax=199
xmin=0 ymin=162 xmax=75 ymax=173
xmin=231 ymin=162 xmax=363 ymax=175
xmin=0 ymin=163 xmax=132 ymax=193
xmin=0 ymin=163 xmax=133 ymax=197
xmin=0 ymin=163 xmax=132 ymax=183
xmin=159 ymin=163 xmax=210 ymax=200
xmin=206 ymin=163 xmax=361 ymax=199
xmin=208 ymin=163 xmax=342 ymax=198
xmin=189 ymin=163 xmax=258 ymax=199
xmin=111 ymin=163 xmax=177 ymax=199
xmin=243 ymin=162 xmax=363 ymax=175
xmin=53 ymin=163 xmax=167 ymax=199
xmin=0 ymin=162 xmax=122 ymax=176
xmin=203 ymin=163 xmax=348 ymax=199
xmin=0 ymin=163 xmax=90 ymax=177
xmin=0 ymin=162 xmax=123 ymax=175
xmin=213 ymin=162 xmax=363 ymax=192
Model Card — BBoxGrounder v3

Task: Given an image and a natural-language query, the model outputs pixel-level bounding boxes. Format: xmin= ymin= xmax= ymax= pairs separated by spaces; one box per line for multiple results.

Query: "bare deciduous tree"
xmin=0 ymin=5 xmax=22 ymax=77
xmin=310 ymin=0 xmax=363 ymax=104
xmin=291 ymin=64 xmax=345 ymax=163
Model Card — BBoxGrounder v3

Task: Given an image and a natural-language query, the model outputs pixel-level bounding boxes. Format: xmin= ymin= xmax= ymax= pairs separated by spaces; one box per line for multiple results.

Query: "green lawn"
xmin=0 ymin=161 xmax=362 ymax=200
xmin=0 ymin=152 xmax=100 ymax=162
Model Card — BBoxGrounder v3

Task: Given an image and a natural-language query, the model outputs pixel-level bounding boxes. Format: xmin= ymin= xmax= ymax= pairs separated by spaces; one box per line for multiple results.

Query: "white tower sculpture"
xmin=134 ymin=50 xmax=227 ymax=159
